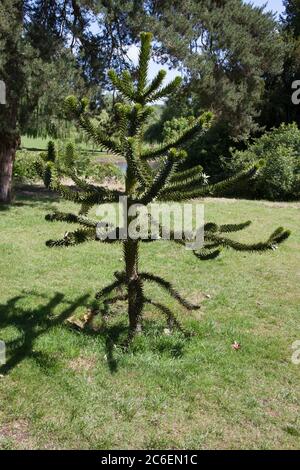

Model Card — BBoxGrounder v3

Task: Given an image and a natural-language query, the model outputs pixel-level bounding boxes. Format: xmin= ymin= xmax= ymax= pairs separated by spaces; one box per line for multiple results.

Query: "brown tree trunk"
xmin=0 ymin=136 xmax=19 ymax=204
xmin=0 ymin=1 xmax=24 ymax=204
xmin=124 ymin=239 xmax=142 ymax=333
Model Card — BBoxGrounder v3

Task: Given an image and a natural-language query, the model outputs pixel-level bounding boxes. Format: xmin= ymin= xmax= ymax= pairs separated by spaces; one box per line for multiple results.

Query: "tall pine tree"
xmin=130 ymin=0 xmax=284 ymax=140
xmin=283 ymin=0 xmax=300 ymax=35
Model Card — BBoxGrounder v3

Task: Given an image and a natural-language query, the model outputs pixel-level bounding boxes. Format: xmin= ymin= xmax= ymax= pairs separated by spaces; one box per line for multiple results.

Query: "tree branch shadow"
xmin=0 ymin=292 xmax=187 ymax=376
xmin=0 ymin=292 xmax=88 ymax=374
xmin=80 ymin=323 xmax=128 ymax=374
xmin=0 ymin=185 xmax=59 ymax=212
xmin=14 ymin=184 xmax=59 ymax=207
xmin=0 ymin=292 xmax=128 ymax=375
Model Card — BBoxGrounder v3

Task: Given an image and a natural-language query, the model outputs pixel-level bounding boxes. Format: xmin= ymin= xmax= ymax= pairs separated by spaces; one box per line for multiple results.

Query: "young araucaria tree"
xmin=45 ymin=33 xmax=290 ymax=343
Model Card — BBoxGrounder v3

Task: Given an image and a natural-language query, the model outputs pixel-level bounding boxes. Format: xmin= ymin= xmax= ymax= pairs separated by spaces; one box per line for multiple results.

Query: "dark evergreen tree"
xmin=130 ymin=0 xmax=284 ymax=139
xmin=129 ymin=0 xmax=286 ymax=173
xmin=0 ymin=0 xmax=136 ymax=204
xmin=283 ymin=0 xmax=300 ymax=35
xmin=45 ymin=33 xmax=290 ymax=344
xmin=260 ymin=0 xmax=300 ymax=129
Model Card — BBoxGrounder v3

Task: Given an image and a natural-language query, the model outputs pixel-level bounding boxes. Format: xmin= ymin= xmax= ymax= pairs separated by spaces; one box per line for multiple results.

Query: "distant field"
xmin=0 ymin=190 xmax=299 ymax=449
xmin=21 ymin=135 xmax=50 ymax=150
xmin=21 ymin=135 xmax=101 ymax=153
xmin=20 ymin=135 xmax=124 ymax=164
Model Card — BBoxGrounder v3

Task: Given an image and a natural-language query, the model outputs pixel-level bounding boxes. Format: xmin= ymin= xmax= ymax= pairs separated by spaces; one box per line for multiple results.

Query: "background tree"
xmin=0 ymin=0 xmax=81 ymax=202
xmin=131 ymin=0 xmax=285 ymax=173
xmin=45 ymin=33 xmax=290 ymax=344
xmin=1 ymin=0 xmax=294 ymax=203
xmin=260 ymin=0 xmax=300 ymax=129
xmin=283 ymin=0 xmax=300 ymax=35
xmin=0 ymin=0 xmax=136 ymax=204
xmin=0 ymin=0 xmax=24 ymax=203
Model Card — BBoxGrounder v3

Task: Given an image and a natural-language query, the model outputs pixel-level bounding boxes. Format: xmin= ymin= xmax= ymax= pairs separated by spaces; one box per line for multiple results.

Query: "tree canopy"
xmin=129 ymin=0 xmax=285 ymax=139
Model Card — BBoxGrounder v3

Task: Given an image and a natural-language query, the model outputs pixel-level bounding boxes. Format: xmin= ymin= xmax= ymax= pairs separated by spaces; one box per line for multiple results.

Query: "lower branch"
xmin=144 ymin=297 xmax=191 ymax=337
xmin=140 ymin=272 xmax=200 ymax=310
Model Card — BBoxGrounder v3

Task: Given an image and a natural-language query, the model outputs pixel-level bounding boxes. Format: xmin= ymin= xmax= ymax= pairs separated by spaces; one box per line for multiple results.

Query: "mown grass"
xmin=20 ymin=135 xmax=122 ymax=166
xmin=0 ymin=190 xmax=299 ymax=449
xmin=21 ymin=135 xmax=95 ymax=152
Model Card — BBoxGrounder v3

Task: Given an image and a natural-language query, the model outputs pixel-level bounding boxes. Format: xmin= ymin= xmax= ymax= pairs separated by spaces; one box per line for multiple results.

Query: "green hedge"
xmin=13 ymin=150 xmax=42 ymax=183
xmin=226 ymin=123 xmax=300 ymax=200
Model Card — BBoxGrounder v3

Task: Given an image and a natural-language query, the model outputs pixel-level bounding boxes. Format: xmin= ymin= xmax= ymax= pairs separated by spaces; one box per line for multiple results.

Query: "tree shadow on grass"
xmin=0 ymin=185 xmax=59 ymax=212
xmin=13 ymin=185 xmax=59 ymax=207
xmin=0 ymin=292 xmax=89 ymax=375
xmin=86 ymin=323 xmax=129 ymax=374
xmin=0 ymin=292 xmax=129 ymax=375
xmin=81 ymin=316 xmax=187 ymax=374
xmin=0 ymin=293 xmax=188 ymax=376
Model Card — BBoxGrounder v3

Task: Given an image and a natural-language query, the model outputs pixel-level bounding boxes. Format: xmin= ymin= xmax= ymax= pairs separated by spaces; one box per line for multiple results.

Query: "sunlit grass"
xmin=0 ymin=191 xmax=299 ymax=449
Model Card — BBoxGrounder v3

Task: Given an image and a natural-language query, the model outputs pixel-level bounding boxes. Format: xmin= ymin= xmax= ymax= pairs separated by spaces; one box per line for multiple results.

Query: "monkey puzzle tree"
xmin=45 ymin=33 xmax=290 ymax=343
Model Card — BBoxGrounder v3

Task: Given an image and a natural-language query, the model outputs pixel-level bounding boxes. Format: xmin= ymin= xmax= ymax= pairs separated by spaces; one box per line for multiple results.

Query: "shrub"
xmin=260 ymin=145 xmax=296 ymax=200
xmin=34 ymin=140 xmax=57 ymax=188
xmin=58 ymin=141 xmax=124 ymax=184
xmin=86 ymin=162 xmax=124 ymax=184
xmin=162 ymin=116 xmax=196 ymax=143
xmin=14 ymin=142 xmax=124 ymax=188
xmin=47 ymin=140 xmax=56 ymax=163
xmin=227 ymin=123 xmax=300 ymax=200
xmin=13 ymin=150 xmax=42 ymax=183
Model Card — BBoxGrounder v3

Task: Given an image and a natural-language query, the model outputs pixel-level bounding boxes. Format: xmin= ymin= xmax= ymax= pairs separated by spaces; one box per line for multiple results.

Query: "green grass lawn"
xmin=21 ymin=135 xmax=92 ymax=151
xmin=0 ymin=189 xmax=299 ymax=449
xmin=20 ymin=135 xmax=50 ymax=150
xmin=20 ymin=135 xmax=123 ymax=165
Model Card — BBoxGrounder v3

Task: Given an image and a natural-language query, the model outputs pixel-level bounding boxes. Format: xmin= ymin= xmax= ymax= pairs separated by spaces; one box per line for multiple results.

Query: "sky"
xmin=127 ymin=0 xmax=286 ymax=89
xmin=250 ymin=0 xmax=284 ymax=15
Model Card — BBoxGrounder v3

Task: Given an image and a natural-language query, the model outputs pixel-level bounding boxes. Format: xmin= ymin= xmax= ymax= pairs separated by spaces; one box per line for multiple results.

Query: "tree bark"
xmin=0 ymin=135 xmax=19 ymax=204
xmin=124 ymin=238 xmax=142 ymax=333
xmin=0 ymin=1 xmax=24 ymax=204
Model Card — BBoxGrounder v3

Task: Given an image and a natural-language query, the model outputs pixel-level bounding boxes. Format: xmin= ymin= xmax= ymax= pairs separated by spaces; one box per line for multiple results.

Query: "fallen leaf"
xmin=67 ymin=309 xmax=96 ymax=330
xmin=231 ymin=341 xmax=241 ymax=350
xmin=83 ymin=309 xmax=95 ymax=324
xmin=66 ymin=317 xmax=85 ymax=330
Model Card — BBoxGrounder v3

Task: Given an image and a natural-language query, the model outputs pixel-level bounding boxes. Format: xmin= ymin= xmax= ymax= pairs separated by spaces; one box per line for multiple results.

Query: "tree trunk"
xmin=0 ymin=136 xmax=19 ymax=204
xmin=124 ymin=239 xmax=142 ymax=333
xmin=0 ymin=1 xmax=24 ymax=204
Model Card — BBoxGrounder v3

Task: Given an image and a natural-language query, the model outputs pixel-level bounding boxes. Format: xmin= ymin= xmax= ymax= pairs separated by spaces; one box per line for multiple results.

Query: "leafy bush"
xmin=86 ymin=162 xmax=124 ymax=184
xmin=162 ymin=116 xmax=196 ymax=142
xmin=58 ymin=141 xmax=124 ymax=184
xmin=13 ymin=150 xmax=42 ymax=183
xmin=14 ymin=143 xmax=124 ymax=187
xmin=161 ymin=114 xmax=223 ymax=175
xmin=260 ymin=145 xmax=296 ymax=200
xmin=227 ymin=123 xmax=300 ymax=200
